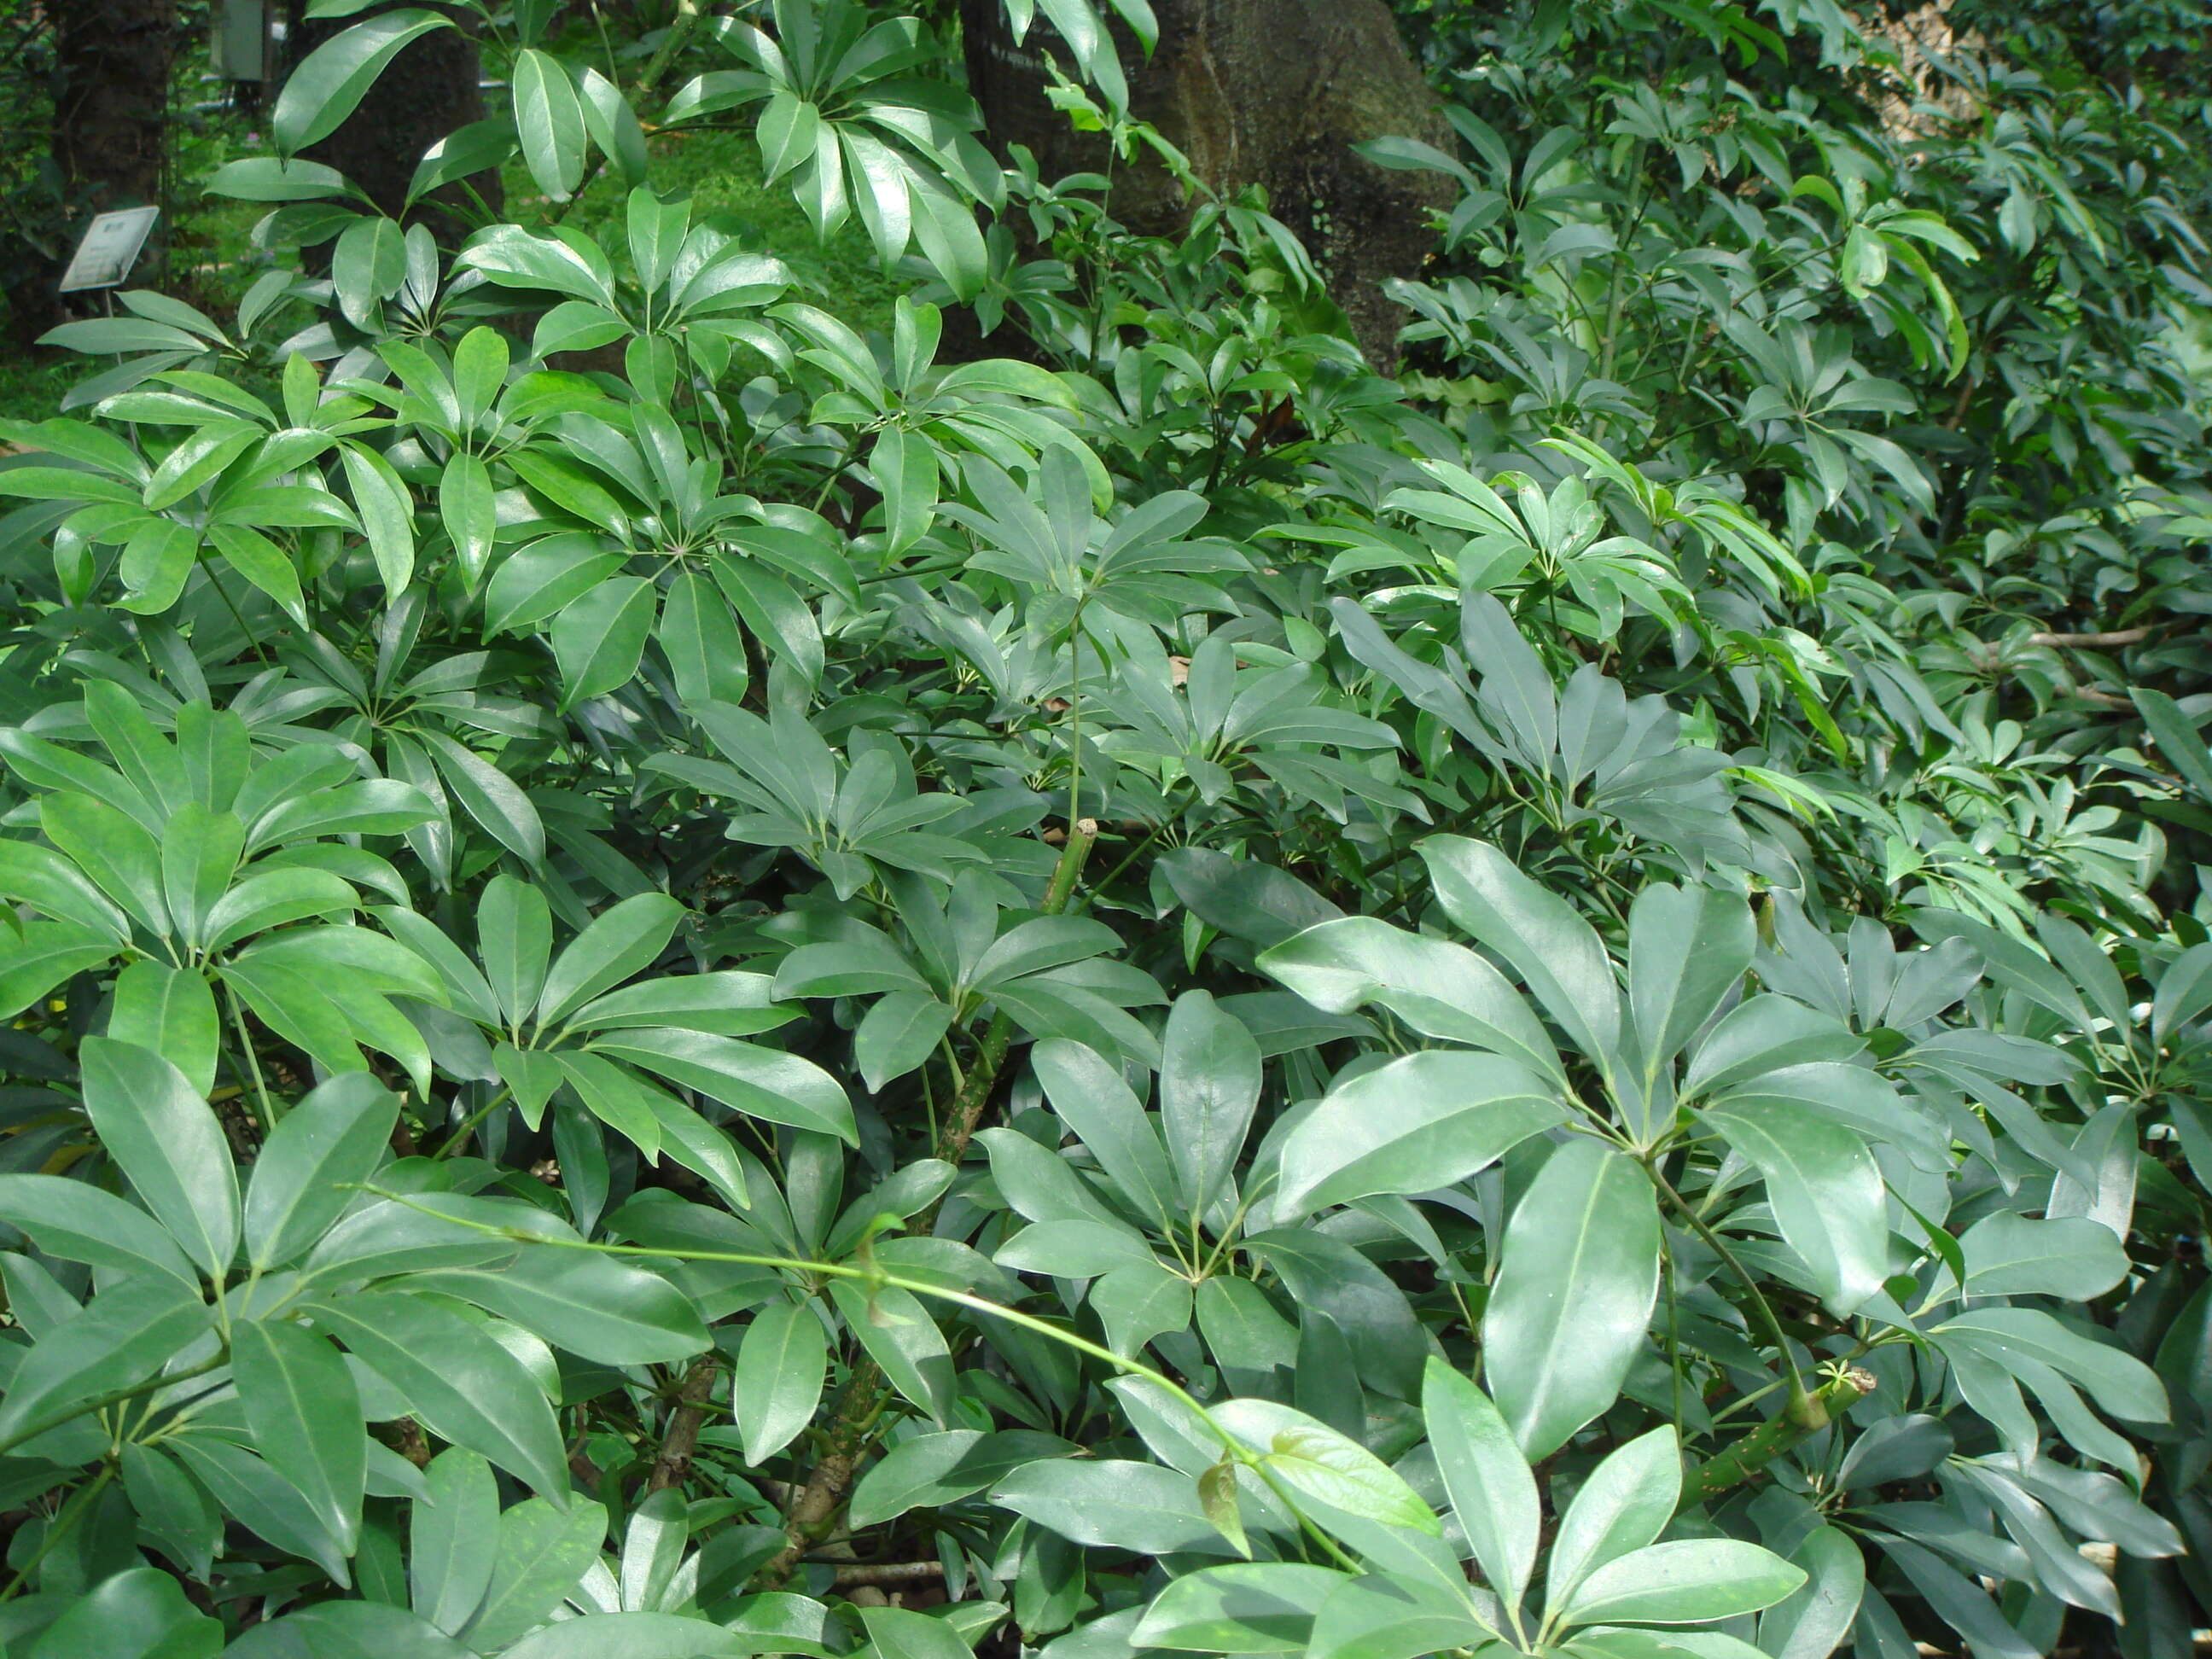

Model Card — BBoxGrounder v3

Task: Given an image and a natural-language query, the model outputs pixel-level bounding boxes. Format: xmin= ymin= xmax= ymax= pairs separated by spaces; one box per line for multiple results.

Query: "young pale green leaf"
xmin=1212 ymin=1398 xmax=1441 ymax=1534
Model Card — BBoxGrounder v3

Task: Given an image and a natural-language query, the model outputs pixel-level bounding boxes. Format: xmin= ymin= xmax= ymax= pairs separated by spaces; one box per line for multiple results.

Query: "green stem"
xmin=1685 ymin=1367 xmax=1875 ymax=1503
xmin=930 ymin=818 xmax=1097 ymax=1168
xmin=0 ymin=1355 xmax=227 ymax=1462
xmin=224 ymin=980 xmax=278 ymax=1131
xmin=434 ymin=1085 xmax=515 ymax=1161
xmin=364 ymin=1187 xmax=1392 ymax=1588
xmin=633 ymin=0 xmax=702 ymax=103
xmin=0 ymin=1465 xmax=114 ymax=1600
xmin=1644 ymin=1159 xmax=1817 ymax=1424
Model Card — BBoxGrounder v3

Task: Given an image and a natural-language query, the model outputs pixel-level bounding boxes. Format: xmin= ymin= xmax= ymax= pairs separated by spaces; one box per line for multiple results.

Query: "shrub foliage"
xmin=0 ymin=1 xmax=2209 ymax=1656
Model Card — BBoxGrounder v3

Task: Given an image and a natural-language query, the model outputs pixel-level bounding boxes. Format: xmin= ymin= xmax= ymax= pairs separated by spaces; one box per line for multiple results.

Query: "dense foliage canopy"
xmin=0 ymin=1 xmax=2209 ymax=1656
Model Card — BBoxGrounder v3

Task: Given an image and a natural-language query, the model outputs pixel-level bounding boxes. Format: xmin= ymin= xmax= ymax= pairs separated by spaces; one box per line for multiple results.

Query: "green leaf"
xmin=2134 ymin=689 xmax=2212 ymax=803
xmin=1421 ymin=1357 xmax=1536 ymax=1604
xmin=734 ymin=1299 xmax=829 ymax=1464
xmin=107 ymin=960 xmax=218 ymax=1096
xmin=660 ymin=568 xmax=751 ymax=709
xmin=1212 ymin=1399 xmax=1440 ymax=1534
xmin=0 ymin=1173 xmax=201 ymax=1287
xmin=1547 ymin=1427 xmax=1680 ymax=1605
xmin=306 ymin=1291 xmax=571 ymax=1493
xmin=1482 ymin=1139 xmax=1659 ymax=1459
xmin=413 ymin=1447 xmax=501 ymax=1633
xmin=853 ymin=990 xmax=955 ymax=1092
xmin=223 ymin=1601 xmax=472 ymax=1658
xmin=850 ymin=1429 xmax=1077 ymax=1527
xmin=243 ymin=1072 xmax=399 ymax=1269
xmin=1274 ymin=1051 xmax=1563 ymax=1216
xmin=0 ymin=920 xmax=119 ymax=1019
xmin=827 ymin=1279 xmax=956 ymax=1425
xmin=169 ymin=1435 xmax=352 ymax=1585
xmin=1308 ymin=1572 xmax=1493 ymax=1659
xmin=861 ymin=1605 xmax=975 ymax=1659
xmin=1418 ymin=836 xmax=1623 ymax=1066
xmin=1260 ymin=915 xmax=1561 ymax=1083
xmin=1159 ymin=988 xmax=1262 ymax=1214
xmin=273 ymin=10 xmax=456 ymax=152
xmin=0 ymin=1277 xmax=211 ymax=1448
xmin=1703 ymin=1097 xmax=1889 ymax=1315
xmin=25 ymin=1566 xmax=221 ymax=1659
xmin=992 ymin=1458 xmax=1229 ymax=1555
xmin=80 ymin=1036 xmax=239 ymax=1277
xmin=1558 ymin=1540 xmax=1807 ymax=1627
xmin=422 ymin=729 xmax=545 ymax=864
xmin=512 ymin=49 xmax=589 ymax=201
xmin=1133 ymin=1563 xmax=1352 ymax=1653
xmin=551 ymin=574 xmax=655 ymax=707
xmin=500 ymin=1615 xmax=747 ymax=1658
xmin=408 ymin=1247 xmax=708 ymax=1365
xmin=1627 ymin=884 xmax=1753 ymax=1071
xmin=463 ymin=1495 xmax=610 ymax=1652
xmin=538 ymin=891 xmax=684 ymax=1020
xmin=1758 ymin=1525 xmax=1866 ymax=1659
xmin=1956 ymin=1212 xmax=2131 ymax=1301
xmin=593 ymin=1028 xmax=856 ymax=1141
xmin=1033 ymin=1039 xmax=1177 ymax=1228
xmin=233 ymin=1318 xmax=365 ymax=1551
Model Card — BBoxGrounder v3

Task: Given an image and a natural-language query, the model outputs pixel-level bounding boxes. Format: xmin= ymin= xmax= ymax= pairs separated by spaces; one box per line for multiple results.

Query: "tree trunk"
xmin=15 ymin=0 xmax=178 ymax=340
xmin=54 ymin=0 xmax=175 ymax=214
xmin=287 ymin=0 xmax=502 ymax=238
xmin=958 ymin=0 xmax=1455 ymax=366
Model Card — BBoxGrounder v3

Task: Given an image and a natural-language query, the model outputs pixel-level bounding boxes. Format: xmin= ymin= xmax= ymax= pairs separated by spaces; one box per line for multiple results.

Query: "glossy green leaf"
xmin=1482 ymin=1139 xmax=1660 ymax=1458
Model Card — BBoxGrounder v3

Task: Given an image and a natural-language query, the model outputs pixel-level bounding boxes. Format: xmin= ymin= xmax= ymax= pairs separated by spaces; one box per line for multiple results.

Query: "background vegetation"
xmin=0 ymin=2 xmax=2208 ymax=1658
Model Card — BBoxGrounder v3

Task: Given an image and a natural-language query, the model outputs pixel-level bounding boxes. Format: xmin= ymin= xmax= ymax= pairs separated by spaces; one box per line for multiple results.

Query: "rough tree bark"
xmin=54 ymin=0 xmax=175 ymax=213
xmin=957 ymin=0 xmax=1455 ymax=366
xmin=286 ymin=0 xmax=503 ymax=238
xmin=15 ymin=0 xmax=178 ymax=340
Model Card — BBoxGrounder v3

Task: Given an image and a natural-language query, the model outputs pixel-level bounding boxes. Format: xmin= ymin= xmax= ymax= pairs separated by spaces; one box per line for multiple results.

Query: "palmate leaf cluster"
xmin=0 ymin=0 xmax=2209 ymax=1656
